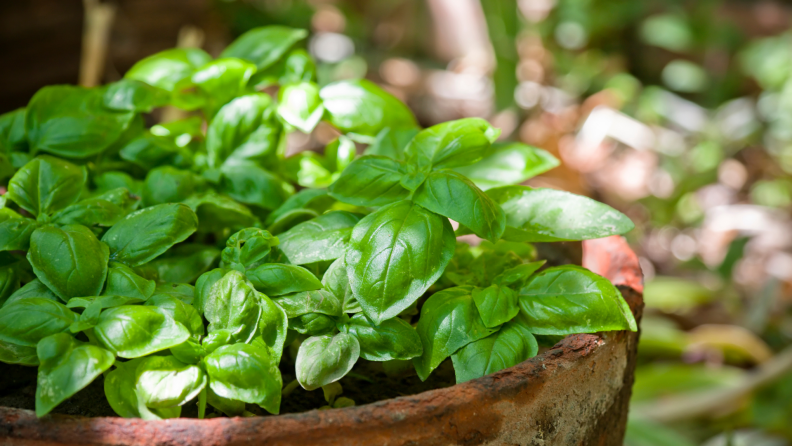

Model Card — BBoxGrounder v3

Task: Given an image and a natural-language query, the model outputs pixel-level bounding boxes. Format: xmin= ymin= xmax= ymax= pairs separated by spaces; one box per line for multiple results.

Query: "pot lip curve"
xmin=0 ymin=235 xmax=644 ymax=434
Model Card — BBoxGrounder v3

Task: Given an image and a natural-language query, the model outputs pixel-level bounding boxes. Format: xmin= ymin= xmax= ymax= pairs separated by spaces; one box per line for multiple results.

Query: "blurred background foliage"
xmin=2 ymin=0 xmax=792 ymax=444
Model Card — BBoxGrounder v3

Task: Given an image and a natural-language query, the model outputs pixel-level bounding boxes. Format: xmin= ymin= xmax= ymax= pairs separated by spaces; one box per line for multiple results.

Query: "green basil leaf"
xmin=194 ymin=268 xmax=231 ymax=315
xmin=0 ymin=217 xmax=37 ymax=251
xmin=145 ymin=295 xmax=204 ymax=339
xmin=277 ymin=82 xmax=324 ymax=133
xmin=344 ymin=314 xmax=422 ymax=361
xmin=6 ymin=155 xmax=86 ymax=218
xmin=202 ymin=330 xmax=233 ymax=355
xmin=404 ymin=118 xmax=499 ymax=170
xmin=203 ymin=270 xmax=262 ymax=343
xmin=205 ymin=93 xmax=280 ymax=168
xmin=219 ymin=161 xmax=290 ymax=211
xmin=453 ymin=142 xmax=559 ymax=190
xmin=280 ymin=48 xmax=316 ymax=83
xmin=246 ymin=264 xmax=322 ymax=296
xmin=142 ymin=166 xmax=201 ymax=207
xmin=220 ymin=228 xmax=277 ymax=270
xmin=363 ymin=127 xmax=418 ymax=160
xmin=52 ymin=188 xmax=137 ymax=228
xmin=277 ymin=211 xmax=361 ymax=265
xmin=322 ymin=256 xmax=360 ymax=314
xmin=3 ymin=279 xmax=60 ymax=308
xmin=264 ymin=189 xmax=334 ymax=227
xmin=66 ymin=295 xmax=144 ymax=310
xmin=221 ymin=26 xmax=308 ymax=71
xmin=94 ymin=172 xmax=142 ymax=196
xmin=204 ymin=343 xmax=282 ymax=414
xmin=103 ymin=79 xmax=170 ymax=112
xmin=191 ymin=58 xmax=257 ymax=117
xmin=472 ymin=285 xmax=519 ymax=328
xmin=169 ymin=339 xmax=205 ymax=365
xmin=0 ymin=264 xmax=20 ymax=307
xmin=184 ymin=193 xmax=257 ymax=234
xmin=320 ymin=79 xmax=417 ymax=137
xmin=256 ymin=294 xmax=289 ymax=362
xmin=328 ymin=155 xmax=409 ymax=207
xmin=295 ymin=332 xmax=360 ymax=391
xmin=272 ymin=289 xmax=341 ymax=318
xmin=493 ymin=260 xmax=546 ymax=288
xmin=125 ymin=48 xmax=212 ymax=92
xmin=289 ymin=313 xmax=336 ymax=335
xmin=118 ymin=132 xmax=183 ymax=171
xmin=282 ymin=151 xmax=335 ymax=188
xmin=135 ymin=355 xmax=207 ymax=408
xmin=0 ymin=298 xmax=77 ymax=346
xmin=94 ymin=305 xmax=190 ymax=358
xmin=487 ymin=186 xmax=635 ymax=242
xmin=267 ymin=209 xmax=319 ymax=234
xmin=104 ymin=358 xmax=182 ymax=419
xmin=207 ymin=387 xmax=245 ymax=417
xmin=0 ymin=338 xmax=39 ymax=366
xmin=324 ymin=135 xmax=356 ymax=173
xmin=148 ymin=244 xmax=220 ymax=284
xmin=450 ymin=316 xmax=538 ymax=383
xmin=26 ymin=86 xmax=134 ymax=158
xmin=151 ymin=282 xmax=195 ymax=305
xmin=28 ymin=224 xmax=110 ymax=300
xmin=413 ymin=170 xmax=505 ymax=242
xmin=519 ymin=265 xmax=637 ymax=334
xmin=102 ymin=203 xmax=198 ymax=267
xmin=105 ymin=263 xmax=156 ymax=300
xmin=35 ymin=333 xmax=115 ymax=416
xmin=413 ymin=286 xmax=498 ymax=381
xmin=346 ymin=200 xmax=455 ymax=325
xmin=0 ymin=108 xmax=28 ymax=153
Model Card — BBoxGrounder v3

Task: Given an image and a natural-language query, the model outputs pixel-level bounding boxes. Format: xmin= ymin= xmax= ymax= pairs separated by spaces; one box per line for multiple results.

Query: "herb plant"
xmin=0 ymin=25 xmax=636 ymax=419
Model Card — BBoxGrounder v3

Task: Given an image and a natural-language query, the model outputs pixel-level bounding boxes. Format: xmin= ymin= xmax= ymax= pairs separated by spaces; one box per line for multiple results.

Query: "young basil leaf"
xmin=445 ymin=248 xmax=524 ymax=288
xmin=35 ymin=333 xmax=115 ymax=417
xmin=277 ymin=211 xmax=361 ymax=265
xmin=450 ymin=316 xmax=538 ymax=383
xmin=203 ymin=270 xmax=262 ymax=344
xmin=194 ymin=268 xmax=232 ymax=315
xmin=472 ymin=285 xmax=519 ymax=328
xmin=6 ymin=155 xmax=86 ymax=218
xmin=118 ymin=132 xmax=183 ymax=171
xmin=346 ymin=200 xmax=455 ymax=325
xmin=142 ymin=166 xmax=201 ymax=207
xmin=220 ymin=228 xmax=277 ymax=270
xmin=295 ymin=332 xmax=360 ymax=391
xmin=0 ymin=108 xmax=28 ymax=153
xmin=264 ymin=189 xmax=334 ymax=227
xmin=322 ymin=256 xmax=360 ymax=314
xmin=149 ymin=244 xmax=220 ymax=284
xmin=204 ymin=343 xmax=282 ymax=414
xmin=363 ymin=127 xmax=419 ymax=160
xmin=125 ymin=48 xmax=212 ymax=92
xmin=191 ymin=58 xmax=257 ymax=117
xmin=320 ymin=79 xmax=417 ymax=137
xmin=94 ymin=305 xmax=191 ymax=358
xmin=103 ymin=79 xmax=170 ymax=112
xmin=282 ymin=151 xmax=335 ymax=188
xmin=3 ymin=279 xmax=60 ymax=308
xmin=26 ymin=86 xmax=134 ymax=158
xmin=219 ymin=161 xmax=290 ymax=211
xmin=344 ymin=314 xmax=422 ymax=361
xmin=104 ymin=358 xmax=182 ymax=420
xmin=170 ymin=339 xmax=205 ymax=365
xmin=272 ymin=289 xmax=342 ymax=318
xmin=28 ymin=224 xmax=110 ymax=300
xmin=52 ymin=188 xmax=137 ymax=228
xmin=413 ymin=286 xmax=498 ymax=381
xmin=277 ymin=82 xmax=324 ymax=133
xmin=145 ymin=295 xmax=204 ymax=339
xmin=404 ymin=118 xmax=499 ymax=170
xmin=0 ymin=298 xmax=77 ymax=346
xmin=246 ymin=264 xmax=322 ymax=296
xmin=492 ymin=260 xmax=546 ymax=288
xmin=324 ymin=135 xmax=356 ymax=173
xmin=0 ymin=216 xmax=37 ymax=251
xmin=206 ymin=93 xmax=280 ymax=168
xmin=413 ymin=170 xmax=506 ymax=242
xmin=453 ymin=142 xmax=559 ymax=190
xmin=256 ymin=294 xmax=289 ymax=362
xmin=202 ymin=330 xmax=233 ymax=354
xmin=135 ymin=355 xmax=207 ymax=409
xmin=102 ymin=203 xmax=198 ymax=267
xmin=221 ymin=26 xmax=308 ymax=71
xmin=280 ymin=48 xmax=316 ymax=83
xmin=289 ymin=313 xmax=336 ymax=335
xmin=105 ymin=263 xmax=156 ymax=300
xmin=519 ymin=265 xmax=637 ymax=334
xmin=0 ymin=338 xmax=39 ymax=366
xmin=327 ymin=155 xmax=410 ymax=207
xmin=486 ymin=186 xmax=635 ymax=242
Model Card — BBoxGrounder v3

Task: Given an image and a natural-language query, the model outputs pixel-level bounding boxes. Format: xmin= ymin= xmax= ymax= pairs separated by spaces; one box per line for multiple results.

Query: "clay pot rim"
xmin=0 ymin=235 xmax=643 ymax=438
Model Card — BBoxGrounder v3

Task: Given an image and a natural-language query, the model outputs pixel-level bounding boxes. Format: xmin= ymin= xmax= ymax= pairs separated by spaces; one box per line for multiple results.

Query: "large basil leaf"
xmin=413 ymin=287 xmax=498 ymax=381
xmin=146 ymin=295 xmax=204 ymax=338
xmin=344 ymin=314 xmax=422 ymax=361
xmin=203 ymin=270 xmax=262 ymax=343
xmin=272 ymin=289 xmax=341 ymax=318
xmin=328 ymin=155 xmax=409 ymax=207
xmin=191 ymin=58 xmax=257 ymax=117
xmin=3 ymin=279 xmax=60 ymax=308
xmin=0 ymin=339 xmax=39 ymax=366
xmin=35 ymin=333 xmax=115 ymax=416
xmin=148 ymin=244 xmax=220 ymax=284
xmin=28 ymin=224 xmax=110 ymax=300
xmin=135 ymin=355 xmax=207 ymax=408
xmin=26 ymin=86 xmax=134 ymax=158
xmin=453 ymin=142 xmax=559 ymax=190
xmin=219 ymin=161 xmax=290 ymax=211
xmin=125 ymin=48 xmax=212 ymax=91
xmin=142 ymin=166 xmax=201 ymax=207
xmin=204 ymin=343 xmax=282 ymax=414
xmin=118 ymin=132 xmax=184 ymax=171
xmin=486 ymin=186 xmax=635 ymax=242
xmin=320 ymin=79 xmax=417 ymax=137
xmin=277 ymin=211 xmax=360 ymax=265
xmin=219 ymin=228 xmax=277 ymax=269
xmin=346 ymin=200 xmax=455 ymax=325
xmin=519 ymin=265 xmax=637 ymax=334
xmin=246 ymin=264 xmax=322 ymax=296
xmin=322 ymin=256 xmax=359 ymax=313
xmin=404 ymin=118 xmax=499 ymax=170
xmin=103 ymin=79 xmax=170 ymax=112
xmin=104 ymin=358 xmax=181 ymax=420
xmin=295 ymin=332 xmax=360 ymax=390
xmin=472 ymin=285 xmax=519 ymax=328
xmin=184 ymin=193 xmax=257 ymax=234
xmin=205 ymin=93 xmax=280 ymax=168
xmin=102 ymin=203 xmax=198 ymax=266
xmin=94 ymin=305 xmax=190 ymax=358
xmin=0 ymin=298 xmax=77 ymax=346
xmin=6 ymin=155 xmax=86 ymax=218
xmin=450 ymin=316 xmax=538 ymax=383
xmin=221 ymin=26 xmax=308 ymax=71
xmin=52 ymin=188 xmax=138 ymax=228
xmin=0 ymin=217 xmax=37 ymax=251
xmin=277 ymin=82 xmax=324 ymax=133
xmin=194 ymin=268 xmax=231 ymax=315
xmin=413 ymin=170 xmax=505 ymax=242
xmin=105 ymin=263 xmax=156 ymax=300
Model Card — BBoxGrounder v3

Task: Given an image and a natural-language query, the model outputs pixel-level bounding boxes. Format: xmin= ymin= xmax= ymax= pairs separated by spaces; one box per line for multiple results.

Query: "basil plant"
xmin=0 ymin=25 xmax=636 ymax=419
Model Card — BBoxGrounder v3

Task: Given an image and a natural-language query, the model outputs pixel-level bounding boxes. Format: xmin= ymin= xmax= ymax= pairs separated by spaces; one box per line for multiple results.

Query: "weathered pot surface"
xmin=0 ymin=235 xmax=644 ymax=446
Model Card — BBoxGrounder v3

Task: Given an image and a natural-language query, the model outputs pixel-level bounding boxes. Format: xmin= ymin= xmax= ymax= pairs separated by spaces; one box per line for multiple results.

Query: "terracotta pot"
xmin=0 ymin=235 xmax=644 ymax=446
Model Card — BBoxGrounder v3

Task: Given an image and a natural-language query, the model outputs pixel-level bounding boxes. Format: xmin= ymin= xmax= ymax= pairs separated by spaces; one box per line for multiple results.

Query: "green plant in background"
xmin=0 ymin=25 xmax=636 ymax=418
